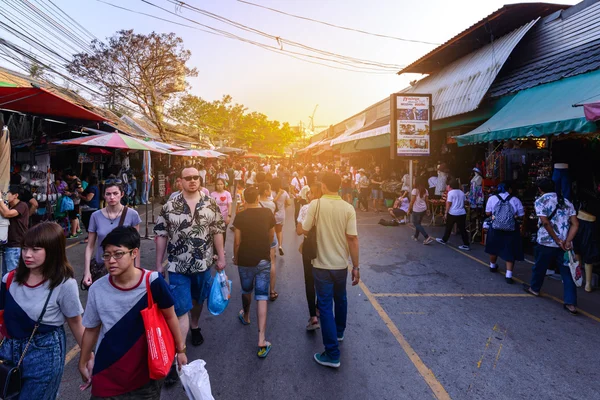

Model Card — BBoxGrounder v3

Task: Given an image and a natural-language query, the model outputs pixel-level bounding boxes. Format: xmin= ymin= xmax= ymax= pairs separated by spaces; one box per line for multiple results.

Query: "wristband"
xmin=352 ymin=266 xmax=360 ymax=271
xmin=176 ymin=345 xmax=187 ymax=354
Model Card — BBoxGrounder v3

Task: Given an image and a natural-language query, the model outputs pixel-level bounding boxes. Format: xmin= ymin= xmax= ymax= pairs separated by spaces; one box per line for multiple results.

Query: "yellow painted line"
xmin=65 ymin=242 xmax=80 ymax=250
xmin=493 ymin=344 xmax=503 ymax=370
xmin=358 ymin=281 xmax=451 ymax=400
xmin=374 ymin=293 xmax=531 ymax=298
xmin=447 ymin=246 xmax=600 ymax=324
xmin=64 ymin=344 xmax=80 ymax=366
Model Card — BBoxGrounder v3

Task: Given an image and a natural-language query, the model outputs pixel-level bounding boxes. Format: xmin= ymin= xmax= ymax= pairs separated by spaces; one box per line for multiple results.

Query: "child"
xmin=78 ymin=226 xmax=187 ymax=398
xmin=388 ymin=190 xmax=410 ymax=224
xmin=437 ymin=179 xmax=470 ymax=251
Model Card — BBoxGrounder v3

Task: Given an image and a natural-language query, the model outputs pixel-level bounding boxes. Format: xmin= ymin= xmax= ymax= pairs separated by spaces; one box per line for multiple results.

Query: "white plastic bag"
xmin=566 ymin=250 xmax=583 ymax=287
xmin=179 ymin=359 xmax=215 ymax=400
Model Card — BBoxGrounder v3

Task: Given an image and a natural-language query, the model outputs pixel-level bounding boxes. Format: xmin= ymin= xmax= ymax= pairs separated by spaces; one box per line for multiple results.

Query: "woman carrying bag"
xmin=0 ymin=222 xmax=85 ymax=399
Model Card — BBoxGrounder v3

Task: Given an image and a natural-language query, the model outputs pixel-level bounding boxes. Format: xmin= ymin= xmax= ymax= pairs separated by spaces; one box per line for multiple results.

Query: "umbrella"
xmin=241 ymin=153 xmax=262 ymax=159
xmin=53 ymin=131 xmax=168 ymax=153
xmin=216 ymin=146 xmax=244 ymax=155
xmin=0 ymin=126 xmax=10 ymax=193
xmin=88 ymin=147 xmax=112 ymax=155
xmin=171 ymin=149 xmax=225 ymax=158
xmin=583 ymin=101 xmax=600 ymax=122
xmin=143 ymin=140 xmax=185 ymax=152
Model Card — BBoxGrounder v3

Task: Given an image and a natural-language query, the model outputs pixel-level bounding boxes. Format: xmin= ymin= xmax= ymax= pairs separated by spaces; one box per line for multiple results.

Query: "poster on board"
xmin=396 ymin=95 xmax=431 ymax=157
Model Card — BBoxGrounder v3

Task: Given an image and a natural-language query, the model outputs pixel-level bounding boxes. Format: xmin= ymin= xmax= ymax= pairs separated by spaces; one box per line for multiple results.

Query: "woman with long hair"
xmin=82 ymin=179 xmax=142 ymax=288
xmin=410 ymin=178 xmax=434 ymax=244
xmin=296 ymin=181 xmax=323 ymax=330
xmin=258 ymin=182 xmax=278 ymax=301
xmin=271 ymin=178 xmax=292 ymax=256
xmin=0 ymin=222 xmax=85 ymax=398
xmin=211 ymin=178 xmax=233 ymax=242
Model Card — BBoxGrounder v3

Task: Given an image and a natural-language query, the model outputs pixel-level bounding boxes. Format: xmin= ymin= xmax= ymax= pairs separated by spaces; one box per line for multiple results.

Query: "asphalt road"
xmin=56 ymin=203 xmax=600 ymax=400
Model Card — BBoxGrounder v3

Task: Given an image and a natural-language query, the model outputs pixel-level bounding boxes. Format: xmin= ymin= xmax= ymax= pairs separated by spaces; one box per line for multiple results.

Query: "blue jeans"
xmin=238 ymin=260 xmax=271 ymax=301
xmin=412 ymin=211 xmax=429 ymax=239
xmin=168 ymin=270 xmax=213 ymax=317
xmin=2 ymin=247 xmax=21 ymax=276
xmin=552 ymin=168 xmax=571 ymax=201
xmin=531 ymin=245 xmax=577 ymax=305
xmin=313 ymin=267 xmax=348 ymax=360
xmin=0 ymin=327 xmax=66 ymax=399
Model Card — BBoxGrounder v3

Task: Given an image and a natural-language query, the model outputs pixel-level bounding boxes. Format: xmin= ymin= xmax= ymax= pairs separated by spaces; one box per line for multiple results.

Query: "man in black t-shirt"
xmin=233 ymin=185 xmax=276 ymax=358
xmin=370 ymin=166 xmax=384 ymax=212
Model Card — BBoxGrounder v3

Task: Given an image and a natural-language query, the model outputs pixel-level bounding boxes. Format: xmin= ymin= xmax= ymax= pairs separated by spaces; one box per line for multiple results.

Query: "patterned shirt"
xmin=154 ymin=192 xmax=226 ymax=274
xmin=535 ymin=192 xmax=576 ymax=248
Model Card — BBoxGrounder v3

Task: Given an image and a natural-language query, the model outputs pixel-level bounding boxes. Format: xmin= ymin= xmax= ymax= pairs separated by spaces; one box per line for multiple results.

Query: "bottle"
xmin=218 ymin=271 xmax=230 ymax=300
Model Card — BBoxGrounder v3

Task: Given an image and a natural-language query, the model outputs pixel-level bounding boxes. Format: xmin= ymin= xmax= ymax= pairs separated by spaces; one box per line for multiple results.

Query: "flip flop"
xmin=238 ymin=310 xmax=250 ymax=325
xmin=257 ymin=342 xmax=272 ymax=358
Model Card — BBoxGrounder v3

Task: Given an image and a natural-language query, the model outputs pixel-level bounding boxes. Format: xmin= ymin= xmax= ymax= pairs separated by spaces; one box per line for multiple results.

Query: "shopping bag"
xmin=140 ymin=271 xmax=175 ymax=379
xmin=179 ymin=359 xmax=215 ymax=400
xmin=566 ymin=250 xmax=583 ymax=287
xmin=59 ymin=196 xmax=74 ymax=212
xmin=207 ymin=271 xmax=231 ymax=316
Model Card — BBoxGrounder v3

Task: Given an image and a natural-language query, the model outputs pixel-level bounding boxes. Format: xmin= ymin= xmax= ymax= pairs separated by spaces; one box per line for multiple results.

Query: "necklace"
xmin=106 ymin=205 xmax=123 ymax=224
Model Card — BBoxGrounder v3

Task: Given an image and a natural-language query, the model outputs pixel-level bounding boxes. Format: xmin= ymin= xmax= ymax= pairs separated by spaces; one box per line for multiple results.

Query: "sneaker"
xmin=413 ymin=236 xmax=419 ymax=242
xmin=337 ymin=333 xmax=344 ymax=342
xmin=458 ymin=245 xmax=471 ymax=251
xmin=306 ymin=319 xmax=321 ymax=331
xmin=191 ymin=328 xmax=204 ymax=346
xmin=314 ymin=352 xmax=340 ymax=368
xmin=164 ymin=364 xmax=179 ymax=387
xmin=505 ymin=277 xmax=514 ymax=284
xmin=436 ymin=238 xmax=447 ymax=245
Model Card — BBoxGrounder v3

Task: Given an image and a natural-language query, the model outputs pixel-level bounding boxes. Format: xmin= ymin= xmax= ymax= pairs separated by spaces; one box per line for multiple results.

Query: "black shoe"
xmin=490 ymin=267 xmax=498 ymax=273
xmin=505 ymin=277 xmax=514 ymax=284
xmin=191 ymin=328 xmax=204 ymax=346
xmin=164 ymin=364 xmax=178 ymax=387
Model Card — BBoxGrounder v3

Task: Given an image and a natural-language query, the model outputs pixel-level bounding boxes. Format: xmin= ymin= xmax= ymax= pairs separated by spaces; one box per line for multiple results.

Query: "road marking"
xmin=468 ymin=324 xmax=507 ymax=393
xmin=447 ymin=246 xmax=600 ymax=323
xmin=359 ymin=281 xmax=451 ymax=400
xmin=374 ymin=293 xmax=531 ymax=298
xmin=65 ymin=344 xmax=80 ymax=366
xmin=65 ymin=242 xmax=80 ymax=250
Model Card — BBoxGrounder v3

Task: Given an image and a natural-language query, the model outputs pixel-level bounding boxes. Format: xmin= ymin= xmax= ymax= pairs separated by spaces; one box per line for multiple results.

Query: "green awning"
xmin=456 ymin=69 xmax=600 ymax=146
xmin=338 ymin=133 xmax=390 ymax=154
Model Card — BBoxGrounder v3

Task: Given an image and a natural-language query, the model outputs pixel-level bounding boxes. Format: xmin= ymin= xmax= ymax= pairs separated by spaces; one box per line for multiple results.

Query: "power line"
xmin=236 ymin=0 xmax=440 ymax=46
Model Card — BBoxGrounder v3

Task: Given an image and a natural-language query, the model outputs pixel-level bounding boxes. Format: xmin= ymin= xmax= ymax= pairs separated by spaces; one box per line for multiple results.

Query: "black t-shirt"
xmin=233 ymin=208 xmax=276 ymax=267
xmin=371 ymin=173 xmax=383 ymax=190
xmin=7 ymin=201 xmax=29 ymax=247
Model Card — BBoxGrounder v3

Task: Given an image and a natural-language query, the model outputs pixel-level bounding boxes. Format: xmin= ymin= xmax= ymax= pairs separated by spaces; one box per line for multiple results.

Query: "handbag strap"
xmin=312 ymin=200 xmax=320 ymax=229
xmin=118 ymin=206 xmax=128 ymax=227
xmin=145 ymin=270 xmax=155 ymax=308
xmin=17 ymin=286 xmax=54 ymax=368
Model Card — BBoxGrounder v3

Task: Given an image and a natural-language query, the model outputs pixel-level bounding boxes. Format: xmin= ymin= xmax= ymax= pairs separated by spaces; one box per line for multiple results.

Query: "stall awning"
xmin=456 ymin=70 xmax=600 ymax=146
xmin=331 ymin=117 xmax=390 ymax=146
xmin=0 ymin=87 xmax=107 ymax=121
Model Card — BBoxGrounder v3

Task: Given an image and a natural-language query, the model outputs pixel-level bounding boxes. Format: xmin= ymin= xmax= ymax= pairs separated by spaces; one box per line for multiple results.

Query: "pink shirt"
xmin=211 ymin=190 xmax=232 ymax=219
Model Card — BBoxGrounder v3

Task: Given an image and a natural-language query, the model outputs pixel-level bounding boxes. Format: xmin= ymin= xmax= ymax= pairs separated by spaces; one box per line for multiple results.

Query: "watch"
xmin=352 ymin=266 xmax=360 ymax=271
xmin=176 ymin=345 xmax=187 ymax=354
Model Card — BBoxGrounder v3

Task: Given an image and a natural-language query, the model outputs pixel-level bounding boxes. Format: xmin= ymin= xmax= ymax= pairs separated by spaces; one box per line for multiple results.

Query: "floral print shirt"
xmin=535 ymin=192 xmax=576 ymax=248
xmin=154 ymin=192 xmax=226 ymax=274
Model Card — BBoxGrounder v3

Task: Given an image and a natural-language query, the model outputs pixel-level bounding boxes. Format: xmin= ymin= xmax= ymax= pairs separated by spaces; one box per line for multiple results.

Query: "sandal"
xmin=238 ymin=310 xmax=250 ymax=325
xmin=306 ymin=318 xmax=320 ymax=331
xmin=269 ymin=291 xmax=279 ymax=301
xmin=257 ymin=341 xmax=272 ymax=358
xmin=522 ymin=284 xmax=540 ymax=297
xmin=563 ymin=304 xmax=578 ymax=315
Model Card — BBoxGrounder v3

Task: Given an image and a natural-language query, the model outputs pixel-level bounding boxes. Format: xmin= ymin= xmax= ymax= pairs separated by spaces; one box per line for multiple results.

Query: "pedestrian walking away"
xmin=0 ymin=222 xmax=84 ymax=399
xmin=83 ymin=180 xmax=142 ymax=289
xmin=271 ymin=178 xmax=292 ymax=256
xmin=485 ymin=182 xmax=525 ymax=284
xmin=258 ymin=182 xmax=279 ymax=301
xmin=154 ymin=167 xmax=226 ymax=385
xmin=233 ymin=186 xmax=276 ymax=358
xmin=302 ymin=172 xmax=360 ymax=368
xmin=409 ymin=179 xmax=433 ymax=245
xmin=297 ymin=181 xmax=323 ymax=331
xmin=437 ymin=179 xmax=470 ymax=251
xmin=524 ymin=178 xmax=579 ymax=315
xmin=291 ymin=167 xmax=308 ymax=221
xmin=65 ymin=170 xmax=84 ymax=239
xmin=78 ymin=227 xmax=187 ymax=399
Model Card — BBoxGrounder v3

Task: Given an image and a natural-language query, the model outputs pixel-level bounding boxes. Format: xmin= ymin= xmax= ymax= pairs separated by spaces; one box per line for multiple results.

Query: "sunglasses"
xmin=105 ymin=179 xmax=122 ymax=185
xmin=183 ymin=175 xmax=200 ymax=182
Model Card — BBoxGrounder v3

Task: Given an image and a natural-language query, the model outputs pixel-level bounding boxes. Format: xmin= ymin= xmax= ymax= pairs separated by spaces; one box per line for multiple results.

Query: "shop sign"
xmin=395 ymin=94 xmax=431 ymax=157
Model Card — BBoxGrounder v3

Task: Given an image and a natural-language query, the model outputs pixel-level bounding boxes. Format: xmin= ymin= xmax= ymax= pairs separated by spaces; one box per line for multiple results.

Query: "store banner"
xmin=395 ymin=95 xmax=431 ymax=157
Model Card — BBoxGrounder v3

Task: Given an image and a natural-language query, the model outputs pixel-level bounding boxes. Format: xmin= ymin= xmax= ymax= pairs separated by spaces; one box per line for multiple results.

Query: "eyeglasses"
xmin=183 ymin=175 xmax=200 ymax=182
xmin=101 ymin=250 xmax=133 ymax=261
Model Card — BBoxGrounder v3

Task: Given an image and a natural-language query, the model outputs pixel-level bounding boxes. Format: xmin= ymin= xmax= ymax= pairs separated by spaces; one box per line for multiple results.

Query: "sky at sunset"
xmin=7 ymin=0 xmax=580 ymax=131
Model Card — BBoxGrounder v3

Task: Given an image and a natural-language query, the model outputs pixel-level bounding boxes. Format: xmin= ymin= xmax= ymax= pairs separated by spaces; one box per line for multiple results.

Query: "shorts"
xmin=371 ymin=189 xmax=383 ymax=199
xmin=238 ymin=260 xmax=271 ymax=301
xmin=392 ymin=209 xmax=407 ymax=218
xmin=67 ymin=204 xmax=80 ymax=220
xmin=168 ymin=270 xmax=212 ymax=317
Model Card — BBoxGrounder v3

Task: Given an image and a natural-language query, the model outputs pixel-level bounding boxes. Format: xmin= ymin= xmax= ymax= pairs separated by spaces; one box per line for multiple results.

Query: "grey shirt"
xmin=88 ymin=208 xmax=142 ymax=264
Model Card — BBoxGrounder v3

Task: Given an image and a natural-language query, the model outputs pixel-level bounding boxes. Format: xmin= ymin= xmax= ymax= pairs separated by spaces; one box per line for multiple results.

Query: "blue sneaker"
xmin=314 ymin=352 xmax=340 ymax=368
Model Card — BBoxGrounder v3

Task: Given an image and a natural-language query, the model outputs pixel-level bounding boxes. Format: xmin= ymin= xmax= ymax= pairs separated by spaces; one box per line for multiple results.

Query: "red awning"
xmin=0 ymin=87 xmax=106 ymax=121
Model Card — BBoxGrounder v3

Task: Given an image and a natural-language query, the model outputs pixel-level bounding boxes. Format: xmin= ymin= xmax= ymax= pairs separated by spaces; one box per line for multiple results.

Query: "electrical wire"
xmin=236 ymin=0 xmax=440 ymax=46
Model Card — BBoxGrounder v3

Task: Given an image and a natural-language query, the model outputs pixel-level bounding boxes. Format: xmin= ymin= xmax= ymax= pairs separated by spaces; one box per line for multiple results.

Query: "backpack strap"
xmin=118 ymin=206 xmax=128 ymax=227
xmin=6 ymin=270 xmax=15 ymax=289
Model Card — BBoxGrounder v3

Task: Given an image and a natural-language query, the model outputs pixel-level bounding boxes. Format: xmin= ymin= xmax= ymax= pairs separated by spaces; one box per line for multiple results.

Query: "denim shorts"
xmin=371 ymin=189 xmax=383 ymax=199
xmin=238 ymin=260 xmax=271 ymax=301
xmin=2 ymin=247 xmax=21 ymax=276
xmin=168 ymin=270 xmax=212 ymax=317
xmin=0 ymin=327 xmax=66 ymax=399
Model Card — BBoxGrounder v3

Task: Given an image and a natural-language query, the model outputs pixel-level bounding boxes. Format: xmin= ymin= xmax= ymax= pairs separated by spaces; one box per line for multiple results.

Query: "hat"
xmin=358 ymin=168 xmax=365 ymax=172
xmin=473 ymin=167 xmax=482 ymax=174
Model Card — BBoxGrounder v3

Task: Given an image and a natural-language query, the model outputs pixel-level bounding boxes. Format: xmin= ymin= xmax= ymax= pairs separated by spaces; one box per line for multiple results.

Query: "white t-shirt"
xmin=486 ymin=193 xmax=525 ymax=217
xmin=446 ymin=189 xmax=466 ymax=216
xmin=428 ymin=176 xmax=438 ymax=188
xmin=234 ymin=170 xmax=243 ymax=181
xmin=411 ymin=189 xmax=428 ymax=213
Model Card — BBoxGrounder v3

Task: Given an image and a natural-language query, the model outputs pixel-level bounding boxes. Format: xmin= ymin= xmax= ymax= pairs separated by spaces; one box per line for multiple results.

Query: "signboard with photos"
xmin=395 ymin=94 xmax=431 ymax=157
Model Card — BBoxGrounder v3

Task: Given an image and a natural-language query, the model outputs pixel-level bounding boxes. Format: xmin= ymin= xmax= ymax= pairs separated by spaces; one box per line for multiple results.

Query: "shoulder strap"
xmin=313 ymin=200 xmax=320 ymax=228
xmin=118 ymin=206 xmax=128 ymax=227
xmin=496 ymin=194 xmax=507 ymax=203
xmin=16 ymin=286 xmax=54 ymax=367
xmin=6 ymin=270 xmax=15 ymax=289
xmin=36 ymin=287 xmax=54 ymax=325
xmin=145 ymin=270 xmax=154 ymax=308
xmin=548 ymin=205 xmax=559 ymax=222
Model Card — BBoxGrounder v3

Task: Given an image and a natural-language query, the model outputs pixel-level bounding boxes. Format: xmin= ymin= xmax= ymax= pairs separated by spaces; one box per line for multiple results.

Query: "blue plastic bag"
xmin=60 ymin=196 xmax=74 ymax=212
xmin=207 ymin=271 xmax=231 ymax=316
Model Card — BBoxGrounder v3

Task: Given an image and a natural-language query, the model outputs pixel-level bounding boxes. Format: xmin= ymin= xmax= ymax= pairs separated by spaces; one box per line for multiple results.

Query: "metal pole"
xmin=409 ymin=160 xmax=414 ymax=191
xmin=144 ymin=200 xmax=149 ymax=239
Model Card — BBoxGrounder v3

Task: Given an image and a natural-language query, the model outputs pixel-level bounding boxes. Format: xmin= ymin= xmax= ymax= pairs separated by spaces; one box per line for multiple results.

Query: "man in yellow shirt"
xmin=302 ymin=172 xmax=360 ymax=368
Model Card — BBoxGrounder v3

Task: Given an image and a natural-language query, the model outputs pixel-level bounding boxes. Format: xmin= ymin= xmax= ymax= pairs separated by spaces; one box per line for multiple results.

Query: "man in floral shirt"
xmin=525 ymin=178 xmax=579 ymax=314
xmin=154 ymin=167 xmax=226 ymax=383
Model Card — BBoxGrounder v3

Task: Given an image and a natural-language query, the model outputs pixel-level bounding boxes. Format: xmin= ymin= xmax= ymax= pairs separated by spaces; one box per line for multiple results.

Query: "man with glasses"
xmin=154 ymin=167 xmax=226 ymax=385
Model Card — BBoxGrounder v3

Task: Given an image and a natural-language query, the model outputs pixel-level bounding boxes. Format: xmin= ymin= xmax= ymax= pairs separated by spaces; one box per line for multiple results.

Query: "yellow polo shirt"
xmin=302 ymin=195 xmax=358 ymax=270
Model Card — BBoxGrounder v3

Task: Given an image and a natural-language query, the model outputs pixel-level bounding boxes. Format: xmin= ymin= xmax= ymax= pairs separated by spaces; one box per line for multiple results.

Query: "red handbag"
xmin=140 ymin=271 xmax=175 ymax=379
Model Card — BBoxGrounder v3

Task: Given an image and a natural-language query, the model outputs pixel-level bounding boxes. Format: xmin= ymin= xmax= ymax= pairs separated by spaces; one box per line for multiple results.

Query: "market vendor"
xmin=468 ymin=167 xmax=484 ymax=209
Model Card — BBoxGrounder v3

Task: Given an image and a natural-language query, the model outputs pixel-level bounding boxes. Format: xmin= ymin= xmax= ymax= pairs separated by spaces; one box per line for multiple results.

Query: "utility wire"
xmin=236 ymin=0 xmax=440 ymax=46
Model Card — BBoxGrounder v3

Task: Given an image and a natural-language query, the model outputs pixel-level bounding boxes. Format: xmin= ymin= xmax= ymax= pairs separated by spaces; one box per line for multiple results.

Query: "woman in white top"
xmin=258 ymin=182 xmax=278 ymax=301
xmin=435 ymin=164 xmax=449 ymax=197
xmin=271 ymin=178 xmax=292 ymax=256
xmin=409 ymin=179 xmax=433 ymax=244
xmin=484 ymin=181 xmax=525 ymax=284
xmin=246 ymin=166 xmax=257 ymax=186
xmin=436 ymin=179 xmax=470 ymax=250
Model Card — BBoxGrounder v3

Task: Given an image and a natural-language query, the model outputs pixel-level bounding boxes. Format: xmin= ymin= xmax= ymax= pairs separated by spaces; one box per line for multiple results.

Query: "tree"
xmin=28 ymin=61 xmax=45 ymax=79
xmin=67 ymin=30 xmax=197 ymax=141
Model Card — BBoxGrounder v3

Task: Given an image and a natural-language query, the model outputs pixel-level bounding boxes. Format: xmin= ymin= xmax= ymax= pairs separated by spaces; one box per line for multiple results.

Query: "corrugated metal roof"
xmin=402 ymin=20 xmax=538 ymax=121
xmin=398 ymin=3 xmax=568 ymax=75
xmin=489 ymin=1 xmax=600 ymax=97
